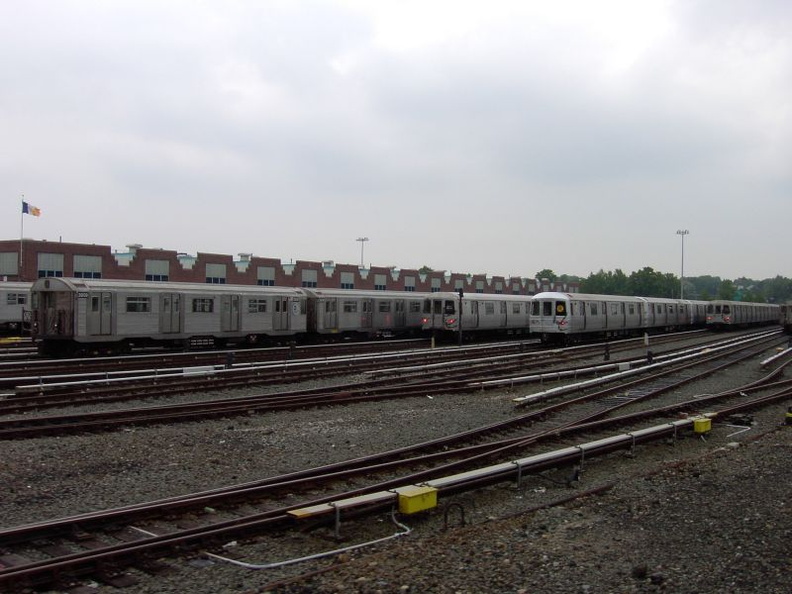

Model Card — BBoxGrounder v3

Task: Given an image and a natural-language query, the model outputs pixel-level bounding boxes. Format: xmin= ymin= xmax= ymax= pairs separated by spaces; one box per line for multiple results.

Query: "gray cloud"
xmin=1 ymin=1 xmax=789 ymax=280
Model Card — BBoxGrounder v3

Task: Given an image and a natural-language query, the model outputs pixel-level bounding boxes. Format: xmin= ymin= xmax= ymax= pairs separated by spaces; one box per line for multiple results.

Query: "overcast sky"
xmin=2 ymin=1 xmax=789 ymax=281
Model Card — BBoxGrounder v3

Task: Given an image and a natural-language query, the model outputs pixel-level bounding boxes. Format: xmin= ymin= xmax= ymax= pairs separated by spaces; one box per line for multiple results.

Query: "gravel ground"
xmin=1 ymin=339 xmax=790 ymax=593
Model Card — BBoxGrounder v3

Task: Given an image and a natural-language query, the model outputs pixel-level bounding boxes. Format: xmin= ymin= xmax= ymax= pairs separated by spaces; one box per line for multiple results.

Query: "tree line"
xmin=535 ymin=268 xmax=792 ymax=304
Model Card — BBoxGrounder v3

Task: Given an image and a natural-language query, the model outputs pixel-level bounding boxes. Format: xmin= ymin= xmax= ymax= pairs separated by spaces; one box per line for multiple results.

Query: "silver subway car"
xmin=31 ymin=278 xmax=309 ymax=355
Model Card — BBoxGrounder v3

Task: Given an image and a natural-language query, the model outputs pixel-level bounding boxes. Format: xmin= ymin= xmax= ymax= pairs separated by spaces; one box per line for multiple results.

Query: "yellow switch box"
xmin=693 ymin=417 xmax=711 ymax=434
xmin=395 ymin=485 xmax=438 ymax=514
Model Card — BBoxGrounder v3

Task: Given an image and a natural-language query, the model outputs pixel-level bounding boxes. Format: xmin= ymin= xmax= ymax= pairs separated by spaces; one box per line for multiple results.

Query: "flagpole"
xmin=19 ymin=194 xmax=25 ymax=281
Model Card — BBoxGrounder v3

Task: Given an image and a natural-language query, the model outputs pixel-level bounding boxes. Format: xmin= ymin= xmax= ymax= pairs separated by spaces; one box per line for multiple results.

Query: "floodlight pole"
xmin=676 ymin=229 xmax=689 ymax=299
xmin=356 ymin=237 xmax=369 ymax=268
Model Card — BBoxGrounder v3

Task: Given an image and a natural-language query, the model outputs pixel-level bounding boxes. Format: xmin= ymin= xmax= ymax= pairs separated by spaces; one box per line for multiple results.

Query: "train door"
xmin=273 ymin=297 xmax=291 ymax=331
xmin=86 ymin=292 xmax=112 ymax=336
xmin=470 ymin=300 xmax=479 ymax=328
xmin=221 ymin=294 xmax=241 ymax=332
xmin=570 ymin=300 xmax=585 ymax=332
xmin=394 ymin=299 xmax=406 ymax=328
xmin=361 ymin=299 xmax=373 ymax=329
xmin=159 ymin=293 xmax=181 ymax=334
xmin=322 ymin=298 xmax=337 ymax=331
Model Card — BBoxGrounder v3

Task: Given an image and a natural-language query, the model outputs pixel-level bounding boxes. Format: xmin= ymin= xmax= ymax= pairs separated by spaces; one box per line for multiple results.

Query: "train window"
xmin=512 ymin=303 xmax=521 ymax=314
xmin=484 ymin=303 xmax=495 ymax=315
xmin=325 ymin=300 xmax=336 ymax=313
xmin=628 ymin=304 xmax=635 ymax=315
xmin=410 ymin=301 xmax=421 ymax=313
xmin=363 ymin=302 xmax=372 ymax=313
xmin=343 ymin=301 xmax=358 ymax=313
xmin=126 ymin=297 xmax=151 ymax=313
xmin=590 ymin=303 xmax=598 ymax=315
xmin=396 ymin=301 xmax=405 ymax=313
xmin=248 ymin=299 xmax=267 ymax=313
xmin=443 ymin=300 xmax=456 ymax=314
xmin=6 ymin=293 xmax=26 ymax=305
xmin=610 ymin=303 xmax=619 ymax=316
xmin=92 ymin=297 xmax=100 ymax=312
xmin=192 ymin=298 xmax=214 ymax=313
xmin=542 ymin=301 xmax=552 ymax=316
xmin=531 ymin=301 xmax=540 ymax=316
xmin=501 ymin=302 xmax=507 ymax=314
xmin=378 ymin=301 xmax=391 ymax=313
xmin=723 ymin=305 xmax=731 ymax=314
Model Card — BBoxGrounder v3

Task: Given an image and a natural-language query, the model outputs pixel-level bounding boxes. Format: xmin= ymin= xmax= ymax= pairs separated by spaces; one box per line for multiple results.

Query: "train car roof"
xmin=301 ymin=288 xmax=428 ymax=299
xmin=30 ymin=277 xmax=308 ymax=296
xmin=533 ymin=292 xmax=647 ymax=303
xmin=426 ymin=291 xmax=532 ymax=301
xmin=0 ymin=281 xmax=32 ymax=290
xmin=534 ymin=292 xmax=711 ymax=306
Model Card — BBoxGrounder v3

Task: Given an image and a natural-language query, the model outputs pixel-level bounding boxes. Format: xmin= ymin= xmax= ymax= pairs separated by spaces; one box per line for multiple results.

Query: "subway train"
xmin=0 ymin=281 xmax=31 ymax=335
xmin=529 ymin=291 xmax=778 ymax=345
xmin=28 ymin=278 xmax=784 ymax=355
xmin=420 ymin=291 xmax=533 ymax=337
xmin=705 ymin=300 xmax=780 ymax=329
xmin=30 ymin=278 xmax=430 ymax=356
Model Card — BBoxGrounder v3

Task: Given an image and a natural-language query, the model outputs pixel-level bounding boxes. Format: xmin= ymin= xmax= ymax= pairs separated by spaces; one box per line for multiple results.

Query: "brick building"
xmin=0 ymin=239 xmax=578 ymax=295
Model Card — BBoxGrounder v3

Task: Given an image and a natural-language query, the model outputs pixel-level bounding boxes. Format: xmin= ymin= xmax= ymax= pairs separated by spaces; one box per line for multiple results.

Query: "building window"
xmin=302 ymin=269 xmax=318 ymax=288
xmin=192 ymin=298 xmax=214 ymax=313
xmin=257 ymin=266 xmax=275 ymax=286
xmin=0 ymin=252 xmax=18 ymax=276
xmin=145 ymin=259 xmax=170 ymax=282
xmin=205 ymin=263 xmax=227 ymax=284
xmin=340 ymin=271 xmax=355 ymax=290
xmin=248 ymin=299 xmax=267 ymax=313
xmin=74 ymin=255 xmax=102 ymax=279
xmin=126 ymin=297 xmax=151 ymax=313
xmin=404 ymin=276 xmax=416 ymax=292
xmin=38 ymin=269 xmax=64 ymax=278
xmin=374 ymin=274 xmax=386 ymax=291
xmin=37 ymin=253 xmax=64 ymax=278
xmin=431 ymin=278 xmax=441 ymax=293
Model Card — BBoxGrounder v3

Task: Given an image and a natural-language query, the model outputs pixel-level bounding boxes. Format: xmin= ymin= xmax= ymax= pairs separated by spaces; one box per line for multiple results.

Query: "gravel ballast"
xmin=1 ymin=349 xmax=790 ymax=593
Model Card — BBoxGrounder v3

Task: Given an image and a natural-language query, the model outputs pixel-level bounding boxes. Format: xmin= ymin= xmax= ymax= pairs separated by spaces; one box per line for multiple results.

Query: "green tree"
xmin=535 ymin=269 xmax=557 ymax=283
xmin=629 ymin=267 xmax=668 ymax=297
xmin=717 ymin=280 xmax=736 ymax=300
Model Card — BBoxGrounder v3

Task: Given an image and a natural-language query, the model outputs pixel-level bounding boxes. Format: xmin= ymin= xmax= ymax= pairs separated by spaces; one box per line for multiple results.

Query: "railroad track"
xmin=0 ymin=373 xmax=788 ymax=592
xmin=0 ymin=329 xmax=731 ymax=415
xmin=0 ymin=338 xmax=436 ymax=380
xmin=0 ymin=331 xmax=782 ymax=438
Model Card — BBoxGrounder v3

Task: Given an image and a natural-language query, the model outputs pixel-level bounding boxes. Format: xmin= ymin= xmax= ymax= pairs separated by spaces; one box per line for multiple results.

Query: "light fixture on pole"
xmin=676 ymin=229 xmax=689 ymax=299
xmin=356 ymin=237 xmax=369 ymax=268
